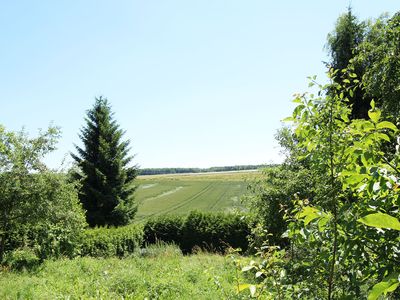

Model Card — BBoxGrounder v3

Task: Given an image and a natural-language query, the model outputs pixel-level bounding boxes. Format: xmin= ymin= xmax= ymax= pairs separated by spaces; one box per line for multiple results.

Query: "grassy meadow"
xmin=0 ymin=245 xmax=248 ymax=300
xmin=135 ymin=171 xmax=258 ymax=221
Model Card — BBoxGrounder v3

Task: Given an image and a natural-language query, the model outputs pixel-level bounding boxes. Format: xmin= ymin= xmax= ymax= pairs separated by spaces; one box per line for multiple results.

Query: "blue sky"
xmin=1 ymin=1 xmax=399 ymax=169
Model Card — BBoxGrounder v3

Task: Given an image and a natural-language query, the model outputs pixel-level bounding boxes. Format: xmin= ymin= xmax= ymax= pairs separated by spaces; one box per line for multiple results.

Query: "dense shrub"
xmin=81 ymin=224 xmax=143 ymax=257
xmin=0 ymin=126 xmax=87 ymax=265
xmin=3 ymin=247 xmax=40 ymax=271
xmin=143 ymin=215 xmax=184 ymax=245
xmin=143 ymin=211 xmax=250 ymax=253
xmin=245 ymin=162 xmax=314 ymax=248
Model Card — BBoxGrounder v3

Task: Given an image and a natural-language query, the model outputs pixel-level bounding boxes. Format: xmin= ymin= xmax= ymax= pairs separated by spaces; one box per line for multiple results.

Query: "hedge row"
xmin=81 ymin=224 xmax=144 ymax=257
xmin=3 ymin=212 xmax=250 ymax=270
xmin=78 ymin=211 xmax=250 ymax=257
xmin=143 ymin=211 xmax=250 ymax=253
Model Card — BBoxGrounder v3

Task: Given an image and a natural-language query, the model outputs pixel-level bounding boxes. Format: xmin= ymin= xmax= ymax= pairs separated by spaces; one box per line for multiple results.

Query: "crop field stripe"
xmin=208 ymin=183 xmax=232 ymax=211
xmin=154 ymin=182 xmax=215 ymax=216
xmin=136 ymin=182 xmax=215 ymax=220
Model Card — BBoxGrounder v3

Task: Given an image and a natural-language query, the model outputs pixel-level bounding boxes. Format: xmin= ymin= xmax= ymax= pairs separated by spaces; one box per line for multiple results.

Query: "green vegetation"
xmin=326 ymin=7 xmax=370 ymax=119
xmin=243 ymin=70 xmax=400 ymax=298
xmin=240 ymin=9 xmax=400 ymax=299
xmin=72 ymin=97 xmax=138 ymax=227
xmin=81 ymin=224 xmax=143 ymax=257
xmin=1 ymin=7 xmax=400 ymax=300
xmin=0 ymin=125 xmax=86 ymax=264
xmin=0 ymin=244 xmax=244 ymax=300
xmin=144 ymin=211 xmax=250 ymax=253
xmin=135 ymin=171 xmax=255 ymax=220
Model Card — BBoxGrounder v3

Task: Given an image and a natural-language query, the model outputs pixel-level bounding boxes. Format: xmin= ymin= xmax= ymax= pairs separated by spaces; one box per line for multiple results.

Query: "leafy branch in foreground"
xmin=287 ymin=71 xmax=400 ymax=299
xmin=242 ymin=70 xmax=399 ymax=299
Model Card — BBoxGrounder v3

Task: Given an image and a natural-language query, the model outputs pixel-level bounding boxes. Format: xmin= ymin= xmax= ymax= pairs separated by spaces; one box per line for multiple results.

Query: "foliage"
xmin=327 ymin=9 xmax=400 ymax=120
xmin=355 ymin=12 xmax=400 ymax=118
xmin=0 ymin=247 xmax=245 ymax=299
xmin=72 ymin=96 xmax=138 ymax=227
xmin=143 ymin=215 xmax=184 ymax=245
xmin=326 ymin=7 xmax=370 ymax=119
xmin=81 ymin=223 xmax=143 ymax=257
xmin=245 ymin=163 xmax=314 ymax=247
xmin=286 ymin=72 xmax=399 ymax=298
xmin=242 ymin=66 xmax=400 ymax=299
xmin=0 ymin=125 xmax=86 ymax=264
xmin=3 ymin=247 xmax=40 ymax=271
xmin=182 ymin=211 xmax=250 ymax=253
xmin=143 ymin=211 xmax=251 ymax=254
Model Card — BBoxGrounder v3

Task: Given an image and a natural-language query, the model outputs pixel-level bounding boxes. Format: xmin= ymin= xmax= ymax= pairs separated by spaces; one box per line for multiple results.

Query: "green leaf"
xmin=282 ymin=117 xmax=294 ymax=122
xmin=298 ymin=206 xmax=320 ymax=225
xmin=237 ymin=284 xmax=251 ymax=293
xmin=242 ymin=266 xmax=255 ymax=272
xmin=370 ymin=99 xmax=375 ymax=109
xmin=375 ymin=133 xmax=390 ymax=142
xmin=255 ymin=271 xmax=263 ymax=278
xmin=368 ymin=273 xmax=400 ymax=300
xmin=358 ymin=213 xmax=400 ymax=231
xmin=318 ymin=215 xmax=330 ymax=232
xmin=376 ymin=121 xmax=397 ymax=131
xmin=344 ymin=174 xmax=369 ymax=185
xmin=293 ymin=97 xmax=303 ymax=104
xmin=368 ymin=110 xmax=381 ymax=123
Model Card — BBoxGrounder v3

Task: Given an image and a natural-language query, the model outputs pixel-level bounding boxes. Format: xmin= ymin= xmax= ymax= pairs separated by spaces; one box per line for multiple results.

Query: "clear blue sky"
xmin=1 ymin=1 xmax=398 ymax=169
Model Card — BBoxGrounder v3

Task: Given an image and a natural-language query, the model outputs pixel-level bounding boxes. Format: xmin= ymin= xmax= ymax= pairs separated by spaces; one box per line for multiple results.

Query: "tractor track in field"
xmin=147 ymin=182 xmax=215 ymax=218
xmin=208 ymin=184 xmax=231 ymax=211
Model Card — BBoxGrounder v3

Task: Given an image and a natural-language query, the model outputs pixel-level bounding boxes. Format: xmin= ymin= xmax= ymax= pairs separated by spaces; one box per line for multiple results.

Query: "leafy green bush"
xmin=81 ymin=224 xmax=143 ymax=257
xmin=3 ymin=247 xmax=40 ymax=271
xmin=245 ymin=163 xmax=314 ymax=248
xmin=143 ymin=215 xmax=184 ymax=245
xmin=0 ymin=125 xmax=87 ymax=265
xmin=143 ymin=211 xmax=250 ymax=254
xmin=30 ymin=173 xmax=87 ymax=260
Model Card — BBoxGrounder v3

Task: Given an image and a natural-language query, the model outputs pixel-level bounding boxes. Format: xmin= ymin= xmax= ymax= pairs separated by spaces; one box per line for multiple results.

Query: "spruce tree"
xmin=326 ymin=7 xmax=370 ymax=119
xmin=71 ymin=97 xmax=138 ymax=227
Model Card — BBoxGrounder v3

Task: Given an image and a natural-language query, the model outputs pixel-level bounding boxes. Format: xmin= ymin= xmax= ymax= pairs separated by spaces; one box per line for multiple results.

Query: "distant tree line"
xmin=138 ymin=164 xmax=274 ymax=175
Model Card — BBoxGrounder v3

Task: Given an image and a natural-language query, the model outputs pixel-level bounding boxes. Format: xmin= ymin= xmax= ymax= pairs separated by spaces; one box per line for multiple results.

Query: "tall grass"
xmin=0 ymin=244 xmax=245 ymax=299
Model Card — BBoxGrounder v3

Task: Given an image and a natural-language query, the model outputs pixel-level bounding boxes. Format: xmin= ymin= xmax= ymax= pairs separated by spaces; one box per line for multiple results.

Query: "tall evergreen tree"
xmin=326 ymin=7 xmax=370 ymax=119
xmin=71 ymin=97 xmax=138 ymax=227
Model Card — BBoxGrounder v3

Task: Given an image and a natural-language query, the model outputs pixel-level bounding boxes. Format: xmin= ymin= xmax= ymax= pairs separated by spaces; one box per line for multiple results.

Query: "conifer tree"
xmin=326 ymin=7 xmax=370 ymax=119
xmin=72 ymin=97 xmax=138 ymax=227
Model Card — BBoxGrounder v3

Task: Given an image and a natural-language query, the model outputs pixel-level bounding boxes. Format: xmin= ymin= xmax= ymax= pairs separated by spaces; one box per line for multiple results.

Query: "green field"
xmin=135 ymin=171 xmax=258 ymax=221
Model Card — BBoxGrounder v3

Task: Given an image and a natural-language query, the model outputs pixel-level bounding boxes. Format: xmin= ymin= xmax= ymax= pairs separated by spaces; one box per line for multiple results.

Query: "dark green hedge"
xmin=143 ymin=211 xmax=250 ymax=253
xmin=81 ymin=224 xmax=143 ymax=257
xmin=79 ymin=212 xmax=250 ymax=257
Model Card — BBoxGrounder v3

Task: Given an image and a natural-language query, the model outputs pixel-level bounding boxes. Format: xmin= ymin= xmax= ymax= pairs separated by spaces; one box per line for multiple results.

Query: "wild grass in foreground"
xmin=0 ymin=244 xmax=248 ymax=300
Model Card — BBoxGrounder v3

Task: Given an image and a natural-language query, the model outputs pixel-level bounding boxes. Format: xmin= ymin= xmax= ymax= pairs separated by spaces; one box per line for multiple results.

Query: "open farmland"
xmin=135 ymin=171 xmax=259 ymax=221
